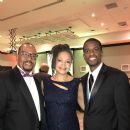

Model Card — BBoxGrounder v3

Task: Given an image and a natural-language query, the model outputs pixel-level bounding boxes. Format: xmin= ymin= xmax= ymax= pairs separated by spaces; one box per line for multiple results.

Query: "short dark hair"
xmin=39 ymin=64 xmax=49 ymax=73
xmin=50 ymin=44 xmax=73 ymax=74
xmin=83 ymin=38 xmax=102 ymax=52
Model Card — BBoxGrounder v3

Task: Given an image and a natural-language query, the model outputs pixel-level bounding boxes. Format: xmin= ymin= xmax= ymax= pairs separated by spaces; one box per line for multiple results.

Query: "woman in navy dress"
xmin=44 ymin=44 xmax=84 ymax=130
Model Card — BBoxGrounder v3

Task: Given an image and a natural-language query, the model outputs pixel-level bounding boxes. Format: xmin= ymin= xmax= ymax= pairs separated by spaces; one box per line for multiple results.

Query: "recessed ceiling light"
xmin=91 ymin=13 xmax=95 ymax=17
xmin=100 ymin=22 xmax=105 ymax=26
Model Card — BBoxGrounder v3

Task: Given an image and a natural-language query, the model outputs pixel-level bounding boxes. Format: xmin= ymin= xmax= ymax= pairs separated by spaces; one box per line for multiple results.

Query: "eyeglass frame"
xmin=19 ymin=51 xmax=38 ymax=60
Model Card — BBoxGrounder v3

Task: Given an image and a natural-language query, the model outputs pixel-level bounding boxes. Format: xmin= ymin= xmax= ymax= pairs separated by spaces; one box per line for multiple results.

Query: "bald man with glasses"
xmin=0 ymin=43 xmax=47 ymax=130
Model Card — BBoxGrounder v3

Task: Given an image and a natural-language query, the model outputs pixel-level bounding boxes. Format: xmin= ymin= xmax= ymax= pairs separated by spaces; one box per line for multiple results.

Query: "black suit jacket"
xmin=0 ymin=66 xmax=47 ymax=130
xmin=81 ymin=64 xmax=130 ymax=130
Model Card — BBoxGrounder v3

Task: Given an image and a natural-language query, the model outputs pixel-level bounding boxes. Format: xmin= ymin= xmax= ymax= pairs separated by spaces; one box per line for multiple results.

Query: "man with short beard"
xmin=0 ymin=43 xmax=47 ymax=130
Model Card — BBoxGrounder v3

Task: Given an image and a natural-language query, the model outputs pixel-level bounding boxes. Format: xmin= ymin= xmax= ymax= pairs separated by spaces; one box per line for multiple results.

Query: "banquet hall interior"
xmin=0 ymin=0 xmax=130 ymax=129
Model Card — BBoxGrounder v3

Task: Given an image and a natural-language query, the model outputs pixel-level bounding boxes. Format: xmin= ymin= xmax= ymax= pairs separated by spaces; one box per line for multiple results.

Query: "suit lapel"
xmin=81 ymin=73 xmax=89 ymax=107
xmin=89 ymin=64 xmax=107 ymax=106
xmin=13 ymin=67 xmax=39 ymax=120
xmin=34 ymin=77 xmax=44 ymax=114
xmin=34 ymin=77 xmax=46 ymax=123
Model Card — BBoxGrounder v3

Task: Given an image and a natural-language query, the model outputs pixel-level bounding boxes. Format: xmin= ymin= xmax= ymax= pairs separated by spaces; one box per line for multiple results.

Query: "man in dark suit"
xmin=0 ymin=43 xmax=47 ymax=130
xmin=81 ymin=38 xmax=130 ymax=130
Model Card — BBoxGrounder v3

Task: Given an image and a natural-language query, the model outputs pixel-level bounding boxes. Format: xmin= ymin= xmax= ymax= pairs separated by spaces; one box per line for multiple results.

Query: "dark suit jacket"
xmin=0 ymin=66 xmax=47 ymax=130
xmin=81 ymin=64 xmax=130 ymax=130
xmin=34 ymin=72 xmax=50 ymax=82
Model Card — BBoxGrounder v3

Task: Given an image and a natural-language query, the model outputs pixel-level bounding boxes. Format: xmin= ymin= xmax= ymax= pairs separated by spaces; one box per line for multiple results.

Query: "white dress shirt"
xmin=87 ymin=63 xmax=103 ymax=101
xmin=17 ymin=65 xmax=41 ymax=121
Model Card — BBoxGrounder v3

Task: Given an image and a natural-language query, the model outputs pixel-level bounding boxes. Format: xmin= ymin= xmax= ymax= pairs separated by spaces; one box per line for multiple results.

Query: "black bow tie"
xmin=19 ymin=69 xmax=33 ymax=77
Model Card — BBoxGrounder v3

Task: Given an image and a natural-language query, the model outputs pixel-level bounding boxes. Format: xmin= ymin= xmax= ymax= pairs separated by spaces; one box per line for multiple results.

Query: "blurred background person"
xmin=35 ymin=63 xmax=50 ymax=81
xmin=34 ymin=63 xmax=50 ymax=96
xmin=39 ymin=63 xmax=49 ymax=73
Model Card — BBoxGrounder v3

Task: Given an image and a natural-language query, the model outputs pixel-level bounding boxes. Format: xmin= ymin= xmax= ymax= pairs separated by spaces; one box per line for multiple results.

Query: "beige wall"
xmin=0 ymin=53 xmax=17 ymax=68
xmin=102 ymin=45 xmax=130 ymax=78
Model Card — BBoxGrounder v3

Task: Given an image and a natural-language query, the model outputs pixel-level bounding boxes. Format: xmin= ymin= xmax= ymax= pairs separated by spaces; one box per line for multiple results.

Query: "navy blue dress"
xmin=44 ymin=76 xmax=80 ymax=130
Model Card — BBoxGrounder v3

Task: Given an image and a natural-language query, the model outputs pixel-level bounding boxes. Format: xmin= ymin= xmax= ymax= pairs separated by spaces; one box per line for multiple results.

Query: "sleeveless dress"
xmin=44 ymin=76 xmax=80 ymax=130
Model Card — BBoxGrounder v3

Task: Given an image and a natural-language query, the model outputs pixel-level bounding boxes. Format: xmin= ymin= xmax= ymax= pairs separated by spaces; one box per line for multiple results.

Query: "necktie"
xmin=89 ymin=74 xmax=94 ymax=91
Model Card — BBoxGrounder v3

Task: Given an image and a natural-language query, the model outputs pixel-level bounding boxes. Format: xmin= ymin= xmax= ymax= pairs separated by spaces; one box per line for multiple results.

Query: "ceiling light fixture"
xmin=19 ymin=26 xmax=78 ymax=42
xmin=0 ymin=0 xmax=3 ymax=2
xmin=100 ymin=22 xmax=105 ymax=26
xmin=0 ymin=29 xmax=17 ymax=54
xmin=91 ymin=13 xmax=95 ymax=17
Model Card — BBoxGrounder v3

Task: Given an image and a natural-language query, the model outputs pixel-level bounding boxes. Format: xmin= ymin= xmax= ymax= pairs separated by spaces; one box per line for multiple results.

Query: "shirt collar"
xmin=17 ymin=65 xmax=33 ymax=76
xmin=89 ymin=62 xmax=103 ymax=79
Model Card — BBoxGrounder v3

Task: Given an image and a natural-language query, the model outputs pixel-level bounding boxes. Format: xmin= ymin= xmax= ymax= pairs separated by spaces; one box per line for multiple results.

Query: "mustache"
xmin=24 ymin=61 xmax=33 ymax=64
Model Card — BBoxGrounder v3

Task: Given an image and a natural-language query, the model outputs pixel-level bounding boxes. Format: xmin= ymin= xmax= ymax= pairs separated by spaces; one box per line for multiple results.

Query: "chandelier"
xmin=9 ymin=28 xmax=17 ymax=53
xmin=0 ymin=28 xmax=17 ymax=54
xmin=18 ymin=26 xmax=79 ymax=43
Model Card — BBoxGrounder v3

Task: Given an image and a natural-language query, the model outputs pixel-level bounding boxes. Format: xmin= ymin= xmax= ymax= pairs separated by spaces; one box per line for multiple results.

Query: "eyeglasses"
xmin=19 ymin=51 xmax=38 ymax=60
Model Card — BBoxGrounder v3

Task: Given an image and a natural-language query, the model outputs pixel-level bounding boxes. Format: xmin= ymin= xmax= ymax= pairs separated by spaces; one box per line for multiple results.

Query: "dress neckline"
xmin=50 ymin=76 xmax=75 ymax=83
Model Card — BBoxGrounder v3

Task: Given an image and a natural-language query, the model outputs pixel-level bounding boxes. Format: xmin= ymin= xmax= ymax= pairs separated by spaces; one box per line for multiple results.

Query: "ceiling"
xmin=0 ymin=0 xmax=130 ymax=53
